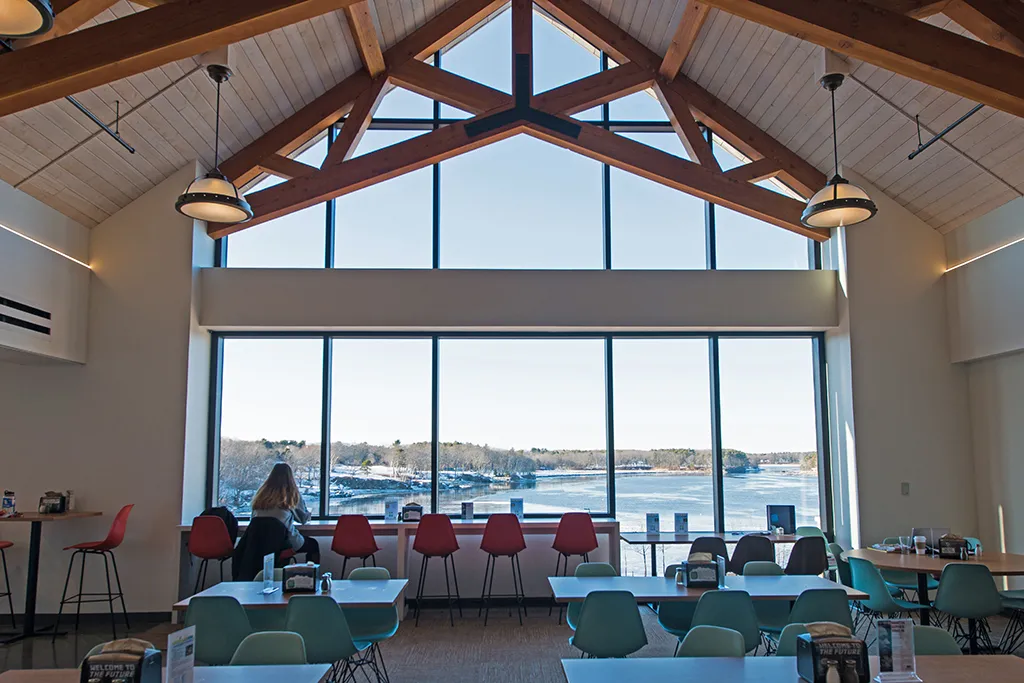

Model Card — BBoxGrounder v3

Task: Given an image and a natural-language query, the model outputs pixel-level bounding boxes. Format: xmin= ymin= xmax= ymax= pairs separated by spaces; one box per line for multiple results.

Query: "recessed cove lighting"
xmin=0 ymin=223 xmax=91 ymax=269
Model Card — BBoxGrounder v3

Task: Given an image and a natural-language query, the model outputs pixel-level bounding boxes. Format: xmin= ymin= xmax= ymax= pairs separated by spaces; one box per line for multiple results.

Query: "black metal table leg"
xmin=2 ymin=521 xmax=66 ymax=644
xmin=650 ymin=543 xmax=657 ymax=577
xmin=917 ymin=572 xmax=931 ymax=627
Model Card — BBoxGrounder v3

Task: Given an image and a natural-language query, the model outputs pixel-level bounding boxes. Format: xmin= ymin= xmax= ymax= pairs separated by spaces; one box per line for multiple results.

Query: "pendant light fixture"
xmin=801 ymin=73 xmax=877 ymax=229
xmin=175 ymin=65 xmax=253 ymax=224
xmin=0 ymin=0 xmax=53 ymax=37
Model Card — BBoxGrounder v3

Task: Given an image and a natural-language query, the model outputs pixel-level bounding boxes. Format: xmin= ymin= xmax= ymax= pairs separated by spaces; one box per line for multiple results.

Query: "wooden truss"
xmin=209 ymin=0 xmax=831 ymax=241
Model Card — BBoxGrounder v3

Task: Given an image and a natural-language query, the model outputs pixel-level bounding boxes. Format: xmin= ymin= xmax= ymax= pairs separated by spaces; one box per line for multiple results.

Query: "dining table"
xmin=548 ymin=574 xmax=868 ymax=603
xmin=173 ymin=579 xmax=408 ymax=612
xmin=0 ymin=665 xmax=331 ymax=683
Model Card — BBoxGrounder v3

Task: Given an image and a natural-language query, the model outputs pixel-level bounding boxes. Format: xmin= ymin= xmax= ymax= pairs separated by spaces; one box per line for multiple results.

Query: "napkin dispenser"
xmin=38 ymin=491 xmax=67 ymax=514
xmin=81 ymin=639 xmax=161 ymax=683
xmin=938 ymin=534 xmax=968 ymax=559
xmin=402 ymin=502 xmax=424 ymax=522
xmin=283 ymin=563 xmax=319 ymax=593
xmin=679 ymin=553 xmax=724 ymax=588
xmin=796 ymin=623 xmax=869 ymax=683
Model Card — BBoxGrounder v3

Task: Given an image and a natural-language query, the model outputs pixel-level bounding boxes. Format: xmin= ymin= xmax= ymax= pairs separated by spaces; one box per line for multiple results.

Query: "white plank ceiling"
xmin=1 ymin=0 xmax=1021 ymax=234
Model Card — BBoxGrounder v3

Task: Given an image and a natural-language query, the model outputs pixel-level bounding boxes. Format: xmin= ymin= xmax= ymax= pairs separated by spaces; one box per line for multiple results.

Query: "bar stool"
xmin=0 ymin=540 xmax=14 ymax=627
xmin=189 ymin=515 xmax=235 ymax=593
xmin=54 ymin=504 xmax=134 ymax=641
xmin=330 ymin=514 xmax=380 ymax=578
xmin=412 ymin=514 xmax=461 ymax=627
xmin=549 ymin=512 xmax=599 ymax=623
xmin=479 ymin=513 xmax=527 ymax=626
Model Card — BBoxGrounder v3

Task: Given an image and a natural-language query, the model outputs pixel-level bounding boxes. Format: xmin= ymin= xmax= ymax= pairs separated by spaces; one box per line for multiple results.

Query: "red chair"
xmin=479 ymin=514 xmax=527 ymax=626
xmin=549 ymin=512 xmax=599 ymax=622
xmin=189 ymin=515 xmax=235 ymax=593
xmin=0 ymin=540 xmax=14 ymax=628
xmin=331 ymin=514 xmax=381 ymax=578
xmin=412 ymin=514 xmax=461 ymax=627
xmin=54 ymin=504 xmax=133 ymax=641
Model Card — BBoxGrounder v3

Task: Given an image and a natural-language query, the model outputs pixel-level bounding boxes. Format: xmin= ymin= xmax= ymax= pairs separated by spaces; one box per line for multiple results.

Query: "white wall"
xmin=200 ymin=268 xmax=839 ymax=330
xmin=823 ymin=173 xmax=975 ymax=547
xmin=0 ymin=166 xmax=214 ymax=614
xmin=0 ymin=180 xmax=90 ymax=362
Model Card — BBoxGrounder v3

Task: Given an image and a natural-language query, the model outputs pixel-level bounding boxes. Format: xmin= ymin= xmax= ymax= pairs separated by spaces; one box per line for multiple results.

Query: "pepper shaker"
xmin=320 ymin=572 xmax=333 ymax=592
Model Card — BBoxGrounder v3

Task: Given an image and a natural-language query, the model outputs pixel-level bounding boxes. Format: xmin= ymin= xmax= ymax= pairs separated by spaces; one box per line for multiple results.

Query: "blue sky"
xmin=217 ymin=9 xmax=819 ymax=455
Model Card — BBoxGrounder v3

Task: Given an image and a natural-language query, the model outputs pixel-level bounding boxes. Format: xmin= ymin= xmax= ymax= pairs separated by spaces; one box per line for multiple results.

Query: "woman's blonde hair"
xmin=251 ymin=462 xmax=301 ymax=511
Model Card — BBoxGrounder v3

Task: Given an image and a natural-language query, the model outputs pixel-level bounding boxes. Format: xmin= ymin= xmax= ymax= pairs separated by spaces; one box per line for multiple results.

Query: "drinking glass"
xmin=899 ymin=536 xmax=911 ymax=554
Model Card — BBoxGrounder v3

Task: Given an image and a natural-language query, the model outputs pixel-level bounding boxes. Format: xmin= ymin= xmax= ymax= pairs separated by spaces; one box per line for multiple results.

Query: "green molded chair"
xmin=775 ymin=623 xmax=810 ymax=657
xmin=933 ymin=563 xmax=1003 ymax=653
xmin=346 ymin=566 xmax=399 ymax=681
xmin=849 ymin=557 xmax=925 ymax=642
xmin=796 ymin=527 xmax=826 ymax=538
xmin=229 ymin=632 xmax=307 ymax=665
xmin=566 ymin=562 xmax=618 ymax=631
xmin=913 ymin=625 xmax=962 ymax=655
xmin=744 ymin=561 xmax=790 ymax=645
xmin=675 ymin=625 xmax=746 ymax=658
xmin=184 ymin=596 xmax=252 ymax=665
xmin=570 ymin=590 xmax=647 ymax=658
xmin=249 ymin=568 xmax=287 ymax=631
xmin=828 ymin=543 xmax=852 ymax=588
xmin=285 ymin=595 xmax=373 ymax=679
xmin=965 ymin=537 xmax=983 ymax=554
xmin=767 ymin=589 xmax=854 ymax=635
xmin=689 ymin=590 xmax=761 ymax=654
xmin=999 ymin=589 xmax=1024 ymax=654
xmin=657 ymin=564 xmax=696 ymax=651
xmin=879 ymin=537 xmax=938 ymax=597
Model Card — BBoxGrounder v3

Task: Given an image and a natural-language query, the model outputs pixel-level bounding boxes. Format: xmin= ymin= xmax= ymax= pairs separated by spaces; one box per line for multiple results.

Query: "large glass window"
xmin=438 ymin=339 xmax=608 ymax=515
xmin=217 ymin=338 xmax=323 ymax=515
xmin=718 ymin=338 xmax=821 ymax=531
xmin=329 ymin=339 xmax=433 ymax=515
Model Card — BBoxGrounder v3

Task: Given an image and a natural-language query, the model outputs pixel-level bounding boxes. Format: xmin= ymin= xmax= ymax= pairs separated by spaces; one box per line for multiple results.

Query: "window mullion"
xmin=709 ymin=336 xmax=725 ymax=533
xmin=319 ymin=336 xmax=331 ymax=519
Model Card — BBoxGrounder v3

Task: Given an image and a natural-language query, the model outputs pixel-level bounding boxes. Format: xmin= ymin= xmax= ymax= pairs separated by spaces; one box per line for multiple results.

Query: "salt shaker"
xmin=320 ymin=572 xmax=333 ymax=592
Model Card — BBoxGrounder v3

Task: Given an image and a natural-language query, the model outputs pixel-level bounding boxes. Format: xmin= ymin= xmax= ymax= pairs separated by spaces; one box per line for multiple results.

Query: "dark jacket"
xmin=201 ymin=506 xmax=239 ymax=544
xmin=232 ymin=517 xmax=291 ymax=581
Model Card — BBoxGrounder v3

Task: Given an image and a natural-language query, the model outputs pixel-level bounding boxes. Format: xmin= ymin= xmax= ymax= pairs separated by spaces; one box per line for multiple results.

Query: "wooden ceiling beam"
xmin=655 ymin=80 xmax=720 ymax=170
xmin=385 ymin=0 xmax=507 ymax=67
xmin=16 ymin=0 xmax=120 ymax=48
xmin=512 ymin=0 xmax=533 ymax=95
xmin=943 ymin=0 xmax=1024 ymax=57
xmin=724 ymin=158 xmax=784 ymax=183
xmin=257 ymin=154 xmax=318 ymax=180
xmin=343 ymin=0 xmax=386 ymax=76
xmin=389 ymin=59 xmax=512 ymax=114
xmin=659 ymin=1 xmax=711 ymax=79
xmin=0 ymin=0 xmax=361 ymax=117
xmin=322 ymin=76 xmax=388 ymax=166
xmin=532 ymin=63 xmax=653 ymax=115
xmin=534 ymin=0 xmax=660 ymax=71
xmin=862 ymin=0 xmax=951 ymax=18
xmin=209 ymin=109 xmax=524 ymax=238
xmin=699 ymin=0 xmax=1024 ymax=118
xmin=521 ymin=115 xmax=829 ymax=241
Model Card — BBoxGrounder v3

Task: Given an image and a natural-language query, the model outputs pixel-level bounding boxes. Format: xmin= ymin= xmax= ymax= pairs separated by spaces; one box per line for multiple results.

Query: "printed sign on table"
xmin=876 ymin=619 xmax=920 ymax=682
xmin=646 ymin=513 xmax=660 ymax=534
xmin=261 ymin=552 xmax=279 ymax=594
xmin=167 ymin=625 xmax=195 ymax=683
xmin=674 ymin=513 xmax=689 ymax=534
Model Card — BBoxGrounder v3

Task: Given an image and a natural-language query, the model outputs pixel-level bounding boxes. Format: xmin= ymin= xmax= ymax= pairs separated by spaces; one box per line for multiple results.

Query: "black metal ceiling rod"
xmin=0 ymin=38 xmax=135 ymax=154
xmin=464 ymin=53 xmax=582 ymax=139
xmin=908 ymin=103 xmax=983 ymax=161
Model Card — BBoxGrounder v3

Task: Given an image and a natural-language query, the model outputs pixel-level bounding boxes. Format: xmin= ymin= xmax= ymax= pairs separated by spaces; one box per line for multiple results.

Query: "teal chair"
xmin=566 ymin=562 xmax=618 ymax=631
xmin=744 ymin=561 xmax=790 ymax=649
xmin=248 ymin=569 xmax=287 ymax=631
xmin=796 ymin=527 xmax=826 ymax=538
xmin=657 ymin=564 xmax=696 ymax=652
xmin=346 ymin=566 xmax=399 ymax=680
xmin=879 ymin=537 xmax=938 ymax=598
xmin=965 ymin=537 xmax=983 ymax=554
xmin=229 ymin=632 xmax=307 ymax=665
xmin=285 ymin=595 xmax=373 ymax=679
xmin=999 ymin=589 xmax=1024 ymax=654
xmin=184 ymin=596 xmax=252 ymax=665
xmin=849 ymin=557 xmax=925 ymax=643
xmin=675 ymin=625 xmax=746 ymax=658
xmin=760 ymin=589 xmax=854 ymax=645
xmin=570 ymin=590 xmax=647 ymax=658
xmin=914 ymin=625 xmax=962 ymax=655
xmin=775 ymin=623 xmax=810 ymax=656
xmin=689 ymin=590 xmax=761 ymax=654
xmin=933 ymin=563 xmax=1003 ymax=653
xmin=828 ymin=543 xmax=852 ymax=587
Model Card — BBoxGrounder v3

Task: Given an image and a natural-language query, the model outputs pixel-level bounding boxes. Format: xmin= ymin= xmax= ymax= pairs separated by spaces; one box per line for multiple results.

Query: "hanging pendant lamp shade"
xmin=0 ymin=0 xmax=53 ymax=37
xmin=176 ymin=65 xmax=252 ymax=224
xmin=802 ymin=73 xmax=876 ymax=229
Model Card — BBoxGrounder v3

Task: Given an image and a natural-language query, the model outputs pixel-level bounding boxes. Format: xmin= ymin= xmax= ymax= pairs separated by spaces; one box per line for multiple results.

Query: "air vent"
xmin=0 ymin=296 xmax=51 ymax=335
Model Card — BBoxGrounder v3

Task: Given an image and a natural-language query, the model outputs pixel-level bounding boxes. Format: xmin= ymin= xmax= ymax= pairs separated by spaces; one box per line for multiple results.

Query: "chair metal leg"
xmin=414 ymin=555 xmax=428 ymax=627
xmin=219 ymin=559 xmax=225 ymax=584
xmin=478 ymin=555 xmax=491 ymax=618
xmin=483 ymin=555 xmax=496 ymax=626
xmin=102 ymin=552 xmax=117 ymax=640
xmin=450 ymin=554 xmax=462 ymax=617
xmin=109 ymin=552 xmax=130 ymax=629
xmin=371 ymin=554 xmax=377 ymax=567
xmin=549 ymin=553 xmax=563 ymax=617
xmin=515 ymin=554 xmax=528 ymax=617
xmin=52 ymin=550 xmax=77 ymax=642
xmin=510 ymin=555 xmax=523 ymax=626
xmin=443 ymin=555 xmax=454 ymax=627
xmin=1 ymin=549 xmax=14 ymax=628
xmin=341 ymin=557 xmax=348 ymax=580
xmin=194 ymin=559 xmax=207 ymax=595
xmin=74 ymin=550 xmax=86 ymax=630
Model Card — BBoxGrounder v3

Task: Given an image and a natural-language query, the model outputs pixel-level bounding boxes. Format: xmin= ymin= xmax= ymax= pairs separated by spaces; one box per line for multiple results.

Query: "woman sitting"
xmin=251 ymin=463 xmax=320 ymax=563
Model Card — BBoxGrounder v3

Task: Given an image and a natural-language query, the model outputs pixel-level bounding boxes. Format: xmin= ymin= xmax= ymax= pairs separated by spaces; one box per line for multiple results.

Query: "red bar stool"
xmin=549 ymin=512 xmax=599 ymax=623
xmin=330 ymin=514 xmax=380 ymax=578
xmin=0 ymin=540 xmax=14 ymax=627
xmin=412 ymin=514 xmax=462 ymax=627
xmin=54 ymin=504 xmax=134 ymax=641
xmin=479 ymin=513 xmax=527 ymax=626
xmin=189 ymin=515 xmax=235 ymax=593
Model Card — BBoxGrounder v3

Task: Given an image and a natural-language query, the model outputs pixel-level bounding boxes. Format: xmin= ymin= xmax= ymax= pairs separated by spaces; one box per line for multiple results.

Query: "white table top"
xmin=548 ymin=574 xmax=868 ymax=602
xmin=561 ymin=656 xmax=1024 ymax=683
xmin=173 ymin=579 xmax=407 ymax=611
xmin=0 ymin=666 xmax=331 ymax=683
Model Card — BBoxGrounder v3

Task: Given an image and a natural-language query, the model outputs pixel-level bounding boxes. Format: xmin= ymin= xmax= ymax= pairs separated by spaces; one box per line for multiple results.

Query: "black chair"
xmin=785 ymin=536 xmax=829 ymax=576
xmin=728 ymin=535 xmax=775 ymax=574
xmin=689 ymin=536 xmax=729 ymax=563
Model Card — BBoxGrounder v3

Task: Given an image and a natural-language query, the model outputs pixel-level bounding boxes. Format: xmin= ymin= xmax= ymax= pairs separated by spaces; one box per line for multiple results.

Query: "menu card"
xmin=510 ymin=498 xmax=524 ymax=521
xmin=876 ymin=619 xmax=920 ymax=682
xmin=261 ymin=553 xmax=279 ymax=594
xmin=384 ymin=499 xmax=399 ymax=523
xmin=646 ymin=513 xmax=660 ymax=533
xmin=461 ymin=502 xmax=474 ymax=521
xmin=674 ymin=512 xmax=689 ymax=534
xmin=167 ymin=626 xmax=195 ymax=683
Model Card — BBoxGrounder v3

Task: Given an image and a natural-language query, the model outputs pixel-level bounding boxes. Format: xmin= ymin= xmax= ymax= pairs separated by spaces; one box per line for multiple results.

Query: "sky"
xmin=217 ymin=10 xmax=819 ymax=456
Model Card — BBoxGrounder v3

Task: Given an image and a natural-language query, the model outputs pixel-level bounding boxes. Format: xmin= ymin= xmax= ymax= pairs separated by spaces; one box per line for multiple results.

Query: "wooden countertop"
xmin=0 ymin=511 xmax=101 ymax=522
xmin=844 ymin=547 xmax=1024 ymax=576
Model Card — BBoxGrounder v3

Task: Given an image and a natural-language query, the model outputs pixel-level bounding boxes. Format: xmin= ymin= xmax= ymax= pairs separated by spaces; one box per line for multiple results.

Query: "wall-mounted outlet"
xmin=901 ymin=482 xmax=911 ymax=496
